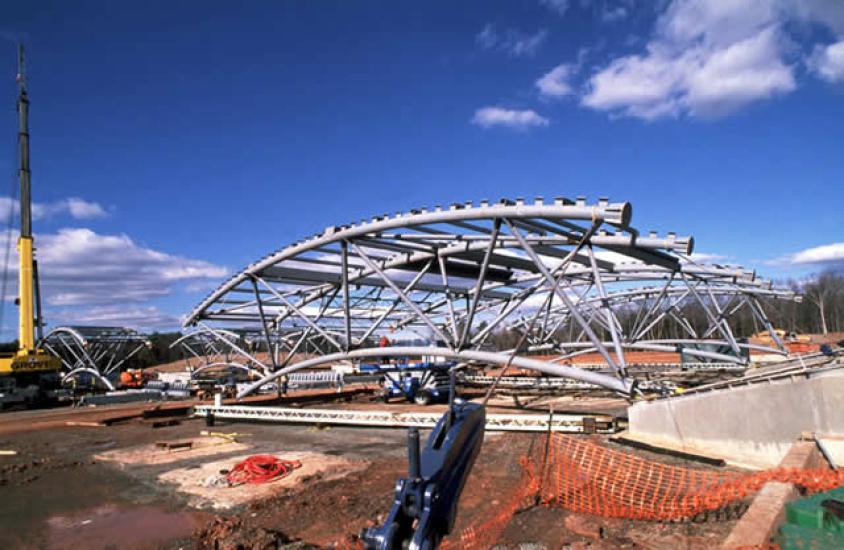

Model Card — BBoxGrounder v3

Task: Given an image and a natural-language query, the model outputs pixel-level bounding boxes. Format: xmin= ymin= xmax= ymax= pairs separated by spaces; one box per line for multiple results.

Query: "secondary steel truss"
xmin=40 ymin=326 xmax=151 ymax=390
xmin=194 ymin=404 xmax=618 ymax=433
xmin=183 ymin=196 xmax=798 ymax=397
xmin=513 ymin=274 xmax=799 ymax=365
xmin=170 ymin=326 xmax=338 ymax=379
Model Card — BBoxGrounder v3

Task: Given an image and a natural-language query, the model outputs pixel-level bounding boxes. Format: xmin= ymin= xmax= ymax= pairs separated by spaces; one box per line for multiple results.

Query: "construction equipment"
xmin=0 ymin=45 xmax=61 ymax=407
xmin=119 ymin=368 xmax=152 ymax=389
xmin=361 ymin=373 xmax=486 ymax=549
xmin=778 ymin=486 xmax=844 ymax=549
xmin=360 ymin=361 xmax=454 ymax=405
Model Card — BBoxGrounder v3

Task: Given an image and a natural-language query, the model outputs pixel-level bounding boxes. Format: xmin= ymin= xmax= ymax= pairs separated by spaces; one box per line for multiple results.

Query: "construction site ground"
xmin=0 ymin=388 xmax=744 ymax=549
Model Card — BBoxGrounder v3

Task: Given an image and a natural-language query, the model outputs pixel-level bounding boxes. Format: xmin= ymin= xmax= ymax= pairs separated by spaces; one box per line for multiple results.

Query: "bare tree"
xmin=803 ymin=271 xmax=843 ymax=335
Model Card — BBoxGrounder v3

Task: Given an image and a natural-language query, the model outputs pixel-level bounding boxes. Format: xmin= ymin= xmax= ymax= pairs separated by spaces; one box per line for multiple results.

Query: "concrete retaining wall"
xmin=628 ymin=369 xmax=844 ymax=468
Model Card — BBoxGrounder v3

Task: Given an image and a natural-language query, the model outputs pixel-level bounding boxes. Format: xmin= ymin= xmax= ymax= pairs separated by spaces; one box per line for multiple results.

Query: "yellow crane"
xmin=0 ymin=45 xmax=60 ymax=404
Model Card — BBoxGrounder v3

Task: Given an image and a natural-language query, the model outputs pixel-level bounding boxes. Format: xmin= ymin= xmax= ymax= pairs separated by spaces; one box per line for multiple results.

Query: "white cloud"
xmin=471 ymin=107 xmax=550 ymax=130
xmin=0 ymin=196 xmax=108 ymax=222
xmin=536 ymin=63 xmax=577 ymax=97
xmin=786 ymin=242 xmax=844 ymax=267
xmin=475 ymin=24 xmax=548 ymax=57
xmin=526 ymin=1 xmax=844 ymax=121
xmin=476 ymin=23 xmax=498 ymax=50
xmin=602 ymin=6 xmax=629 ymax=23
xmin=582 ymin=1 xmax=798 ymax=119
xmin=540 ymin=0 xmax=570 ymax=17
xmin=808 ymin=40 xmax=844 ymax=82
xmin=64 ymin=198 xmax=107 ymax=219
xmin=48 ymin=305 xmax=182 ymax=331
xmin=0 ymin=227 xmax=228 ymax=307
xmin=683 ymin=27 xmax=796 ymax=117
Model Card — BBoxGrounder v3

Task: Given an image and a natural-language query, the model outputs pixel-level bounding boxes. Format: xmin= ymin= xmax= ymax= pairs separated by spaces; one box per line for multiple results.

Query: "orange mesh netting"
xmin=531 ymin=434 xmax=844 ymax=521
xmin=440 ymin=455 xmax=539 ymax=549
xmin=346 ymin=434 xmax=844 ymax=549
xmin=441 ymin=434 xmax=844 ymax=549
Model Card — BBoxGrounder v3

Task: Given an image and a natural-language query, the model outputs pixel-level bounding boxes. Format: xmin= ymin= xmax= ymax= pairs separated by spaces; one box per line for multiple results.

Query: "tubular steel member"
xmin=509 ymin=268 xmax=799 ymax=366
xmin=171 ymin=326 xmax=342 ymax=379
xmin=182 ymin=196 xmax=797 ymax=397
xmin=40 ymin=326 xmax=150 ymax=388
xmin=236 ymin=346 xmax=633 ymax=397
xmin=170 ymin=327 xmax=260 ymax=375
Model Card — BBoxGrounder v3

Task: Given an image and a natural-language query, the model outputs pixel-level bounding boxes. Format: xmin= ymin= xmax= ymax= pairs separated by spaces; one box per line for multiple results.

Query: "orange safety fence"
xmin=440 ymin=455 xmax=540 ymax=549
xmin=346 ymin=434 xmax=844 ymax=549
xmin=440 ymin=433 xmax=844 ymax=549
xmin=532 ymin=434 xmax=844 ymax=521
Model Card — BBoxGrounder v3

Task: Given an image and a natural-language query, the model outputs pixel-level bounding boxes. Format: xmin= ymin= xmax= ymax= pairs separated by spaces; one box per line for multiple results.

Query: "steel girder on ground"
xmin=40 ymin=326 xmax=151 ymax=390
xmin=194 ymin=404 xmax=618 ymax=433
xmin=183 ymin=196 xmax=797 ymax=397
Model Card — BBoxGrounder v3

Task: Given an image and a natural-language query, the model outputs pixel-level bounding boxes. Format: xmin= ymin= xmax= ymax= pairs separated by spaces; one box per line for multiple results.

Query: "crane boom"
xmin=0 ymin=44 xmax=59 ymax=377
xmin=17 ymin=44 xmax=34 ymax=351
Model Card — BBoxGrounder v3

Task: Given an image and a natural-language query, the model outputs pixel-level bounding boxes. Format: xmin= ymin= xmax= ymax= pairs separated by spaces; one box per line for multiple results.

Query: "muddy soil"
xmin=1 ymin=401 xmax=742 ymax=549
xmin=193 ymin=433 xmax=529 ymax=549
xmin=193 ymin=432 xmax=741 ymax=549
xmin=0 ymin=411 xmax=405 ymax=549
xmin=0 ymin=418 xmax=211 ymax=549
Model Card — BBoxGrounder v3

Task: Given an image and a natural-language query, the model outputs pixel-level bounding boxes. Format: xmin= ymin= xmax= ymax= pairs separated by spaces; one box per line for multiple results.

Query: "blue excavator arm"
xmin=361 ymin=400 xmax=486 ymax=550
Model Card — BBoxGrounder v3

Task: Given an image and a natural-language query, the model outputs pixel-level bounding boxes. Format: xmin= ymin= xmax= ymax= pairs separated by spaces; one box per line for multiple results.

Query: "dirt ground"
xmin=0 ymin=394 xmax=743 ymax=549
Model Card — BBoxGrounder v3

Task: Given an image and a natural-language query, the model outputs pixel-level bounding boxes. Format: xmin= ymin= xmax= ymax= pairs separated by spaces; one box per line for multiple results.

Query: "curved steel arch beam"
xmin=204 ymin=259 xmax=777 ymax=341
xmin=236 ymin=345 xmax=634 ymax=398
xmin=62 ymin=367 xmax=115 ymax=391
xmin=185 ymin=199 xmax=702 ymax=325
xmin=41 ymin=326 xmax=89 ymax=348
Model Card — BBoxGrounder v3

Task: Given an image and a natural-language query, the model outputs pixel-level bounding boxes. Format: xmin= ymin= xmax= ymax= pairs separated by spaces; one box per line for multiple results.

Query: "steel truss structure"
xmin=194 ymin=404 xmax=618 ymax=433
xmin=169 ymin=327 xmax=259 ymax=378
xmin=170 ymin=326 xmax=336 ymax=379
xmin=40 ymin=326 xmax=150 ymax=390
xmin=516 ymin=280 xmax=798 ymax=363
xmin=183 ymin=196 xmax=798 ymax=397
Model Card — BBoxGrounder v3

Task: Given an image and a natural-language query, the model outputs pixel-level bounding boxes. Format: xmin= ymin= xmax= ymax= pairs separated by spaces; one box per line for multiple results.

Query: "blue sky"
xmin=0 ymin=0 xmax=842 ymax=337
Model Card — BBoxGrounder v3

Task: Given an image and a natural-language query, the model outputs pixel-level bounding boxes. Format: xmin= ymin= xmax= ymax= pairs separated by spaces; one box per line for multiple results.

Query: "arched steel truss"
xmin=170 ymin=327 xmax=337 ymax=379
xmin=183 ymin=197 xmax=798 ymax=397
xmin=513 ymin=273 xmax=799 ymax=364
xmin=40 ymin=326 xmax=151 ymax=389
xmin=170 ymin=328 xmax=242 ymax=367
